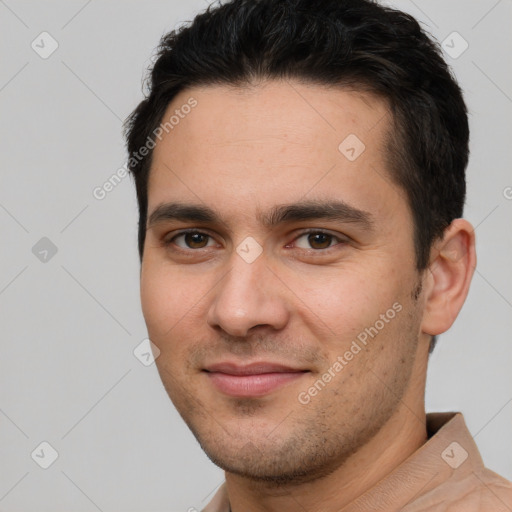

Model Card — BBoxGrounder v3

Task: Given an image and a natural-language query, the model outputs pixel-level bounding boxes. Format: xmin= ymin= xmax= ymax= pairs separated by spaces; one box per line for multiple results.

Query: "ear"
xmin=420 ymin=219 xmax=476 ymax=336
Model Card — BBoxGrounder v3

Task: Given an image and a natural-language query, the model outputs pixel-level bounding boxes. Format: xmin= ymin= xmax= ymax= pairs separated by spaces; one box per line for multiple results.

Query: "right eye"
xmin=165 ymin=230 xmax=217 ymax=250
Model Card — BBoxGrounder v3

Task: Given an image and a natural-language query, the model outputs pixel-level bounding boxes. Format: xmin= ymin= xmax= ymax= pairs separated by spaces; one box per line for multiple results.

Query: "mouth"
xmin=202 ymin=362 xmax=310 ymax=398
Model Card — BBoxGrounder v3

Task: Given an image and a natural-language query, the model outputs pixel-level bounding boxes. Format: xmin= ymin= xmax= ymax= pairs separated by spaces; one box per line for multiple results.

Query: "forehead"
xmin=151 ymin=81 xmax=390 ymax=161
xmin=147 ymin=80 xmax=408 ymax=232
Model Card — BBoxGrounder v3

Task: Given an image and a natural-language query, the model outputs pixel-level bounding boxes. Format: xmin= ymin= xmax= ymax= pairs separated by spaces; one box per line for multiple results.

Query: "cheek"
xmin=140 ymin=265 xmax=209 ymax=387
xmin=140 ymin=261 xmax=198 ymax=342
xmin=288 ymin=263 xmax=404 ymax=342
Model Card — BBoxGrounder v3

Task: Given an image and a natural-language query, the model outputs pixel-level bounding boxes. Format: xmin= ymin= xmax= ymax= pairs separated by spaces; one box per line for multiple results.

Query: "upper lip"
xmin=203 ymin=361 xmax=308 ymax=375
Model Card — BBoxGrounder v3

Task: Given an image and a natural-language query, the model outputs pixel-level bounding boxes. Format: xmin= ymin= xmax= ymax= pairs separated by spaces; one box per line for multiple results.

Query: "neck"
xmin=226 ymin=352 xmax=429 ymax=512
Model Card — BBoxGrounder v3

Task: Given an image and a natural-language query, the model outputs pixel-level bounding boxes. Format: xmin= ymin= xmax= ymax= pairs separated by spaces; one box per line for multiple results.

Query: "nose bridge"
xmin=207 ymin=245 xmax=289 ymax=336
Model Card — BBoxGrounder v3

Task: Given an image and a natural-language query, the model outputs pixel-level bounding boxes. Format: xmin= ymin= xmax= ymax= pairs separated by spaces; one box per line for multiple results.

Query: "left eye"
xmin=293 ymin=231 xmax=343 ymax=250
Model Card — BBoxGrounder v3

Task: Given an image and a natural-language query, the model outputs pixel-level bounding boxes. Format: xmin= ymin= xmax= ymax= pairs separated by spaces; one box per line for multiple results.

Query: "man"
xmin=124 ymin=0 xmax=512 ymax=510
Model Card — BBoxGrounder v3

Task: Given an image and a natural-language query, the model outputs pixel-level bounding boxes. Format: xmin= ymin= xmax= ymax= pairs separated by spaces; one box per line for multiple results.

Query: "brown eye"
xmin=294 ymin=231 xmax=342 ymax=250
xmin=307 ymin=232 xmax=333 ymax=249
xmin=168 ymin=231 xmax=215 ymax=249
xmin=184 ymin=233 xmax=209 ymax=248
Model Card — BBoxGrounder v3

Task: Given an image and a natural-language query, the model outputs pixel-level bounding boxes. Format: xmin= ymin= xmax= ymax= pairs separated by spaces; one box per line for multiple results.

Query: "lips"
xmin=203 ymin=362 xmax=309 ymax=397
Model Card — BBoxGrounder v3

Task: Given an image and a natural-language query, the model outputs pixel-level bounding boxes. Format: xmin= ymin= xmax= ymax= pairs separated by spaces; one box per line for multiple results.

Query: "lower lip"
xmin=204 ymin=371 xmax=307 ymax=397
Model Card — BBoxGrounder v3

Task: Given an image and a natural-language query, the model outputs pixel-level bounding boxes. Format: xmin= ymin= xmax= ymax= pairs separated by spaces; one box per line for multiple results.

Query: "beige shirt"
xmin=202 ymin=412 xmax=512 ymax=511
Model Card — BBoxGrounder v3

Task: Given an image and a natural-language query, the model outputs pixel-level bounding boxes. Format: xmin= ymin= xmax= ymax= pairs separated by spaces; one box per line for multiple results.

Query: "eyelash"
xmin=163 ymin=228 xmax=347 ymax=253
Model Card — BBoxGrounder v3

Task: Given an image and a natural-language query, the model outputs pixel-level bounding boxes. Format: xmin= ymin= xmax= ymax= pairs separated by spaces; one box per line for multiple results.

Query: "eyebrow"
xmin=146 ymin=199 xmax=374 ymax=232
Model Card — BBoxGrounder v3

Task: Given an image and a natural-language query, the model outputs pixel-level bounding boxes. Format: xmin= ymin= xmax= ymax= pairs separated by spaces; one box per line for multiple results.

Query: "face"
xmin=141 ymin=80 xmax=427 ymax=484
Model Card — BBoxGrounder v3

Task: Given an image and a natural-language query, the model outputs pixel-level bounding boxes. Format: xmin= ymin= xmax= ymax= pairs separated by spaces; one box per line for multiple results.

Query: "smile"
xmin=203 ymin=362 xmax=309 ymax=397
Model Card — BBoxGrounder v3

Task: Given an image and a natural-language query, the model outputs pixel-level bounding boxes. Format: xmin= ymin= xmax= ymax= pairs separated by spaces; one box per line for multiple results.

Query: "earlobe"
xmin=420 ymin=219 xmax=477 ymax=336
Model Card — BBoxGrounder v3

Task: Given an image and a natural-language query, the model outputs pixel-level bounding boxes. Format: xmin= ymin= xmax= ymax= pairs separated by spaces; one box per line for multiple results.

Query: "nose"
xmin=206 ymin=247 xmax=290 ymax=338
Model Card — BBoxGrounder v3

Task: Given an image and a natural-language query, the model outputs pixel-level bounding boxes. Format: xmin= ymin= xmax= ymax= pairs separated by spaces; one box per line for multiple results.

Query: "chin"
xmin=191 ymin=425 xmax=354 ymax=486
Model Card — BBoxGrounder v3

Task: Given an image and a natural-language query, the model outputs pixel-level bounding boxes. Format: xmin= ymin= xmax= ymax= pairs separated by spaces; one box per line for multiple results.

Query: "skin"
xmin=140 ymin=80 xmax=476 ymax=512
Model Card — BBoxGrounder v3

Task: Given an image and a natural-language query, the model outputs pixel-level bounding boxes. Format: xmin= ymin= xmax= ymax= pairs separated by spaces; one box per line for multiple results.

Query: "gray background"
xmin=0 ymin=1 xmax=511 ymax=511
